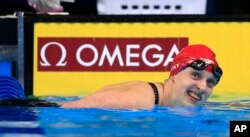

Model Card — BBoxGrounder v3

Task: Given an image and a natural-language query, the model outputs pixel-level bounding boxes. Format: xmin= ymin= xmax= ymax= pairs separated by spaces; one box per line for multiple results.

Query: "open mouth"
xmin=187 ymin=91 xmax=202 ymax=101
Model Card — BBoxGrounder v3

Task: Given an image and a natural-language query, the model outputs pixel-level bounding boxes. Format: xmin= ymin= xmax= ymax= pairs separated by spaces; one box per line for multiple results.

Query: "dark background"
xmin=1 ymin=0 xmax=250 ymax=16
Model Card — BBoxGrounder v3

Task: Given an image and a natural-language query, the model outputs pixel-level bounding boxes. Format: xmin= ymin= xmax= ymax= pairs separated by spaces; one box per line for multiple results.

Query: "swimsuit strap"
xmin=148 ymin=82 xmax=159 ymax=105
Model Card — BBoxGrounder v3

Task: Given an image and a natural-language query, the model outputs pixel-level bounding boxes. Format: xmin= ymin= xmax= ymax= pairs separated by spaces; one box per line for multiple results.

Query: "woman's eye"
xmin=190 ymin=72 xmax=201 ymax=79
xmin=207 ymin=79 xmax=216 ymax=87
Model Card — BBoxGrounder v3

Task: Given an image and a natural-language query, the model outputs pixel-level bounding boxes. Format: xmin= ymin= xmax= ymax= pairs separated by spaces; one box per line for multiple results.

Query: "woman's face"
xmin=170 ymin=67 xmax=218 ymax=107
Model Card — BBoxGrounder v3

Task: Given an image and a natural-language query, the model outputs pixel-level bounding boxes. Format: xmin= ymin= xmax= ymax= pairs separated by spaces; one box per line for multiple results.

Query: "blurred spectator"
xmin=27 ymin=0 xmax=64 ymax=13
xmin=0 ymin=0 xmax=96 ymax=15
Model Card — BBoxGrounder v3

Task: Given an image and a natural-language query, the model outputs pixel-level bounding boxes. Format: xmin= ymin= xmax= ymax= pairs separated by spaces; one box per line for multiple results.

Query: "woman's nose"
xmin=196 ymin=80 xmax=207 ymax=91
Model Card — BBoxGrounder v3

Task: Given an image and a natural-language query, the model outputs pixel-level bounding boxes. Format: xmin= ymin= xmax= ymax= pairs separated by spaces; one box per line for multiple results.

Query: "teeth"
xmin=188 ymin=91 xmax=201 ymax=101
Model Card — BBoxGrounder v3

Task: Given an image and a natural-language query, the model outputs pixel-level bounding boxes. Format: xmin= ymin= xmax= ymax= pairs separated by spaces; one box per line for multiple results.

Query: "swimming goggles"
xmin=187 ymin=60 xmax=223 ymax=78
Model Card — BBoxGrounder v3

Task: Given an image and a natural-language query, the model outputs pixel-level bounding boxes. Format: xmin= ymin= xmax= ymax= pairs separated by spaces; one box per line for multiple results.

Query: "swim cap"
xmin=170 ymin=44 xmax=220 ymax=76
xmin=0 ymin=76 xmax=25 ymax=100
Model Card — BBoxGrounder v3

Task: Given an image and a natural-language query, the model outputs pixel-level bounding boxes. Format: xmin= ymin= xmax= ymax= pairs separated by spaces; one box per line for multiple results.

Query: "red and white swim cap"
xmin=170 ymin=44 xmax=220 ymax=76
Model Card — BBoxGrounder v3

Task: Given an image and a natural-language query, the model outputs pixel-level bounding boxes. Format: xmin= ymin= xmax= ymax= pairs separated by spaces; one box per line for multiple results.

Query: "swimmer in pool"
xmin=61 ymin=44 xmax=223 ymax=109
xmin=0 ymin=44 xmax=223 ymax=109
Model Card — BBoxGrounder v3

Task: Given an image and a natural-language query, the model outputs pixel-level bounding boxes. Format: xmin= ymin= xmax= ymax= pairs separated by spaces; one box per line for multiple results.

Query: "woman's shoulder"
xmin=120 ymin=81 xmax=164 ymax=88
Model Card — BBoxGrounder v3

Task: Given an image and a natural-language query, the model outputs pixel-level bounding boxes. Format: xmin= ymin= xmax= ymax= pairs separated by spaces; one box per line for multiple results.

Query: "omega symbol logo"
xmin=40 ymin=42 xmax=67 ymax=66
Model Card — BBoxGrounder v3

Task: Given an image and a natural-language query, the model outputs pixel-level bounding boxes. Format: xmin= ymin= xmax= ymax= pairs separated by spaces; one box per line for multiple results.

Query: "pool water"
xmin=0 ymin=96 xmax=249 ymax=137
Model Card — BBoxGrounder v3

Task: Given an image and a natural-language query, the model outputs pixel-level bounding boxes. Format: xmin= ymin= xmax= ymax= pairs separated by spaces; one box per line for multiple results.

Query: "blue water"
xmin=0 ymin=97 xmax=249 ymax=137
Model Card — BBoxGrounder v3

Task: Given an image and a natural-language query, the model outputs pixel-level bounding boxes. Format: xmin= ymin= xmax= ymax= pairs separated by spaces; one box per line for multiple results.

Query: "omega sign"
xmin=38 ymin=37 xmax=188 ymax=71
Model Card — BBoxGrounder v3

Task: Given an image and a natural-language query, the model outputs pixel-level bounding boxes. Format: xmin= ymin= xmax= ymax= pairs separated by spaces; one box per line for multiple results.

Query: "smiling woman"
xmin=61 ymin=44 xmax=223 ymax=109
xmin=0 ymin=44 xmax=223 ymax=109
